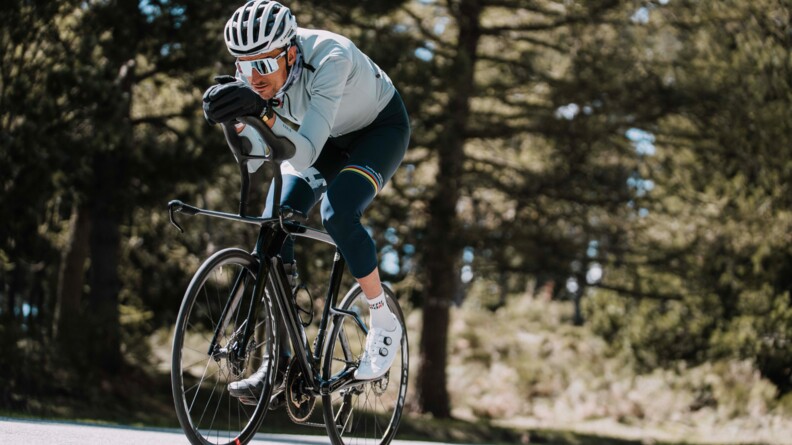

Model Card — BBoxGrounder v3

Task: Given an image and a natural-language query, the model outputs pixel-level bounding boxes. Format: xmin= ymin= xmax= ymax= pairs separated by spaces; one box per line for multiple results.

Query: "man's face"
xmin=237 ymin=45 xmax=296 ymax=100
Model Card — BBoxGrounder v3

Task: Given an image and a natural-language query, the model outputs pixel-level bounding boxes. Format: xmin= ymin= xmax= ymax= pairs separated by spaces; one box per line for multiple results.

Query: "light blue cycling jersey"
xmin=237 ymin=28 xmax=396 ymax=172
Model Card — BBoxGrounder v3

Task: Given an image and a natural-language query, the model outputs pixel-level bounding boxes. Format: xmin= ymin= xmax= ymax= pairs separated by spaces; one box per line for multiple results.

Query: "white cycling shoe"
xmin=354 ymin=316 xmax=402 ymax=381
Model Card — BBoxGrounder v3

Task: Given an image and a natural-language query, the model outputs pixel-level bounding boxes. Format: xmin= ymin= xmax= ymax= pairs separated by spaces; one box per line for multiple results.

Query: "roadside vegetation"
xmin=5 ymin=286 xmax=789 ymax=445
xmin=3 ymin=2 xmax=791 ymax=445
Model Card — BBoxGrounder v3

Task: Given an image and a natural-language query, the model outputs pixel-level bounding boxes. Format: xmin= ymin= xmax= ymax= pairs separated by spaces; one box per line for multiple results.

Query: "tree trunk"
xmin=83 ymin=50 xmax=135 ymax=374
xmin=87 ymin=152 xmax=125 ymax=374
xmin=54 ymin=203 xmax=92 ymax=352
xmin=417 ymin=0 xmax=482 ymax=418
xmin=5 ymin=264 xmax=20 ymax=321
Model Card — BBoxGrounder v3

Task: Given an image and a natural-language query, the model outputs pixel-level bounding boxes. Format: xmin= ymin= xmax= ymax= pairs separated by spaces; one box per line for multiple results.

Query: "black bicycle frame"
xmin=221 ymin=221 xmax=366 ymax=398
xmin=170 ymin=116 xmax=370 ymax=400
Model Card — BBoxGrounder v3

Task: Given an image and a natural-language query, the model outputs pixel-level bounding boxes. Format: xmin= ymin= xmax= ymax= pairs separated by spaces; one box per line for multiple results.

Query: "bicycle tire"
xmin=321 ymin=284 xmax=409 ymax=445
xmin=171 ymin=248 xmax=277 ymax=445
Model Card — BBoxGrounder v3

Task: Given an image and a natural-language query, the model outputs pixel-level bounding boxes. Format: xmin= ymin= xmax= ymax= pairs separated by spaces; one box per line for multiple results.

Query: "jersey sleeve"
xmin=272 ymin=51 xmax=352 ymax=171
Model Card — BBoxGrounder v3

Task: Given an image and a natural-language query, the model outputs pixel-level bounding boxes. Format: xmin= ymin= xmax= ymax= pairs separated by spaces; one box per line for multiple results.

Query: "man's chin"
xmin=254 ymin=88 xmax=273 ymax=100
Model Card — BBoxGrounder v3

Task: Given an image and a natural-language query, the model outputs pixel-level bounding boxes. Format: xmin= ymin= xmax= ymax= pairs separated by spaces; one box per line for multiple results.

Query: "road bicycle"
xmin=168 ymin=116 xmax=409 ymax=445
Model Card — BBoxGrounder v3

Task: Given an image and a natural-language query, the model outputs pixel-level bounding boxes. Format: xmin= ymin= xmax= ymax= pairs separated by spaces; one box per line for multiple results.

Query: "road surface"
xmin=1 ymin=417 xmax=481 ymax=445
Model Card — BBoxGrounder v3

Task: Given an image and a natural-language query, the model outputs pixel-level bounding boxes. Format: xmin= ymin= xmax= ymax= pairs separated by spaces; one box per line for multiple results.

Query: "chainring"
xmin=285 ymin=359 xmax=317 ymax=423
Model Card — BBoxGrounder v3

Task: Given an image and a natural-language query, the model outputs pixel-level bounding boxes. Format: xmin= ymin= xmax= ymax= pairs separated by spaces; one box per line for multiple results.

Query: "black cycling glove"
xmin=202 ymin=75 xmax=267 ymax=125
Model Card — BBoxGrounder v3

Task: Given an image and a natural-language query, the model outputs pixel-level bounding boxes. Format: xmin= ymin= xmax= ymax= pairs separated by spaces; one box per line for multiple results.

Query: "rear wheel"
xmin=321 ymin=285 xmax=409 ymax=445
xmin=171 ymin=248 xmax=277 ymax=445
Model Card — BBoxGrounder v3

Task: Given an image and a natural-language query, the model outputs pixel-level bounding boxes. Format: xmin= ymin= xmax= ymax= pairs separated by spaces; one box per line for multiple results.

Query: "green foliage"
xmin=583 ymin=290 xmax=628 ymax=347
xmin=2 ymin=0 xmax=792 ymax=432
xmin=576 ymin=0 xmax=792 ymax=392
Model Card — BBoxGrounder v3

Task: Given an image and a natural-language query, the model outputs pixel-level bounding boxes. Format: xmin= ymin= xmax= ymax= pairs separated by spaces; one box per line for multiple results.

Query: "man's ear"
xmin=287 ymin=45 xmax=297 ymax=65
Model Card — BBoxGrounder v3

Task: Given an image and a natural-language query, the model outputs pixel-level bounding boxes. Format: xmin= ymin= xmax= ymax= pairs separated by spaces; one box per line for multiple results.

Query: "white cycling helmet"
xmin=224 ymin=0 xmax=297 ymax=57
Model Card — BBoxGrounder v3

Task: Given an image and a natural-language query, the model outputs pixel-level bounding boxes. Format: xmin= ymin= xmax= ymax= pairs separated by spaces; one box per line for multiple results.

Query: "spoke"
xmin=178 ymin=257 xmax=270 ymax=444
xmin=215 ymin=267 xmax=225 ymax=324
xmin=186 ymin=316 xmax=222 ymax=347
xmin=206 ymin=373 xmax=226 ymax=441
xmin=183 ymin=354 xmax=216 ymax=371
xmin=188 ymin=358 xmax=215 ymax=414
xmin=237 ymin=392 xmax=243 ymax=441
xmin=184 ymin=368 xmax=220 ymax=395
xmin=351 ymin=389 xmax=365 ymax=440
xmin=185 ymin=326 xmax=217 ymax=348
xmin=375 ymin=392 xmax=387 ymax=434
xmin=202 ymin=285 xmax=217 ymax=333
xmin=228 ymin=267 xmax=245 ymax=327
xmin=228 ymin=372 xmax=232 ymax=444
xmin=196 ymin=369 xmax=222 ymax=432
xmin=254 ymin=316 xmax=267 ymax=332
xmin=232 ymin=272 xmax=245 ymax=334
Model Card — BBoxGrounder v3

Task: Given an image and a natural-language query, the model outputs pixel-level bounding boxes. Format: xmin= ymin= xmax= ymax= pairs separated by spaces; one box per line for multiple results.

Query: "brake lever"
xmin=168 ymin=200 xmax=185 ymax=233
xmin=278 ymin=205 xmax=309 ymax=234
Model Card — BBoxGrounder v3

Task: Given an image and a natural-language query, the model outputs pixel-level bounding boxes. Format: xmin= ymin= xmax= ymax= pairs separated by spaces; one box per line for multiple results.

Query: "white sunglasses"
xmin=236 ymin=50 xmax=287 ymax=77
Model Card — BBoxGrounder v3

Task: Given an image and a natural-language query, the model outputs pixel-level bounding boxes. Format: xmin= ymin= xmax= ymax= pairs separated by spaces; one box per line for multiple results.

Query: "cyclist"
xmin=202 ymin=0 xmax=410 ymax=403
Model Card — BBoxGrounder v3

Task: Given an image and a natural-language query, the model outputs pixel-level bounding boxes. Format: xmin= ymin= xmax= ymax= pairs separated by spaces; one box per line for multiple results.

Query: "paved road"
xmin=1 ymin=417 xmax=470 ymax=445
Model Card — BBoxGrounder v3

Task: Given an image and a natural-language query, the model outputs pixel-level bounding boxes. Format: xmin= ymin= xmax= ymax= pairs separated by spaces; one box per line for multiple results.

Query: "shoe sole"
xmin=238 ymin=391 xmax=286 ymax=410
xmin=232 ymin=386 xmax=285 ymax=407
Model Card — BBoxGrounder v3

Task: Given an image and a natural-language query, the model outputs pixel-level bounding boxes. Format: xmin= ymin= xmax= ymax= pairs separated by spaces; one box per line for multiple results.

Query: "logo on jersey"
xmin=281 ymin=162 xmax=327 ymax=194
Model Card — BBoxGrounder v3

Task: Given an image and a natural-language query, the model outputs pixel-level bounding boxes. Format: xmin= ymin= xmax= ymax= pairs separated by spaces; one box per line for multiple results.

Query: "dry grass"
xmin=432 ymin=292 xmax=792 ymax=445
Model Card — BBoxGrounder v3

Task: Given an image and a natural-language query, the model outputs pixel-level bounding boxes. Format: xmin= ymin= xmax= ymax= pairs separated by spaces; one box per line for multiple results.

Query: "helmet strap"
xmin=274 ymin=42 xmax=302 ymax=100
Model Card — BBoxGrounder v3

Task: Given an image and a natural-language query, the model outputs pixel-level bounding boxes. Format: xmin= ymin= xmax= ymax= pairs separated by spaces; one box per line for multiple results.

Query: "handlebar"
xmin=168 ymin=116 xmax=298 ymax=233
xmin=220 ymin=116 xmax=296 ymax=218
xmin=221 ymin=116 xmax=296 ymax=164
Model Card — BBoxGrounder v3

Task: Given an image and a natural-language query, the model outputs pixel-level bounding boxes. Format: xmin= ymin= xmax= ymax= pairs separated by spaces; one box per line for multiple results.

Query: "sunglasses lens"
xmin=257 ymin=58 xmax=279 ymax=74
xmin=236 ymin=51 xmax=284 ymax=77
xmin=236 ymin=61 xmax=253 ymax=76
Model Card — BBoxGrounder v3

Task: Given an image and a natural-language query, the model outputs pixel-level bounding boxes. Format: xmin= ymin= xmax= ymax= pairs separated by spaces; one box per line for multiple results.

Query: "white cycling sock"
xmin=367 ymin=291 xmax=397 ymax=331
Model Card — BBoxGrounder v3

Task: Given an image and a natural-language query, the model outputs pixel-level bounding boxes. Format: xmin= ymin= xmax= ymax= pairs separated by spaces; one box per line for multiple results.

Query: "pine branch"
xmin=464 ymin=123 xmax=544 ymax=139
xmin=482 ymin=0 xmax=565 ymax=19
xmin=400 ymin=5 xmax=455 ymax=52
xmin=511 ymin=34 xmax=568 ymax=52
xmin=481 ymin=17 xmax=588 ymax=34
xmin=131 ymin=109 xmax=194 ymax=136
xmin=592 ymin=282 xmax=684 ymax=301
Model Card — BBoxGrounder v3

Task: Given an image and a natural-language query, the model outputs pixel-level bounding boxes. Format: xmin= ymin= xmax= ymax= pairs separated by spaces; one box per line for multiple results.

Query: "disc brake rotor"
xmin=224 ymin=321 xmax=256 ymax=378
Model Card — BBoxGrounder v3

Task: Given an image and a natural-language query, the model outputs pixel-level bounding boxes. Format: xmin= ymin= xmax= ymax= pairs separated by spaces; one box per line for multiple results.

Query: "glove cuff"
xmin=260 ymin=99 xmax=276 ymax=120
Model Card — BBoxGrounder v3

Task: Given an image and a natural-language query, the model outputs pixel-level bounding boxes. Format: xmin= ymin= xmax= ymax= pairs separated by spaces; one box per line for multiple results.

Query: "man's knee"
xmin=321 ymin=196 xmax=360 ymax=239
xmin=264 ymin=174 xmax=316 ymax=218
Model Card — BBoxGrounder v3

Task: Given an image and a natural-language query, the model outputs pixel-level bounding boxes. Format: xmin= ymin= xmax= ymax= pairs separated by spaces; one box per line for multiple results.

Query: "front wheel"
xmin=321 ymin=285 xmax=409 ymax=445
xmin=171 ymin=248 xmax=277 ymax=445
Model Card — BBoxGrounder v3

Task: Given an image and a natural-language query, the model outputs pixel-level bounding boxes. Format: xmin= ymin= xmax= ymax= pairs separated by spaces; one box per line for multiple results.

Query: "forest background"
xmin=2 ymin=1 xmax=791 ymax=444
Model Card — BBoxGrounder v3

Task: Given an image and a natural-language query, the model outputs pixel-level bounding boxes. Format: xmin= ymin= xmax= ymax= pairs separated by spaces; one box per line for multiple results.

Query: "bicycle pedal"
xmin=269 ymin=391 xmax=286 ymax=411
xmin=237 ymin=391 xmax=286 ymax=410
